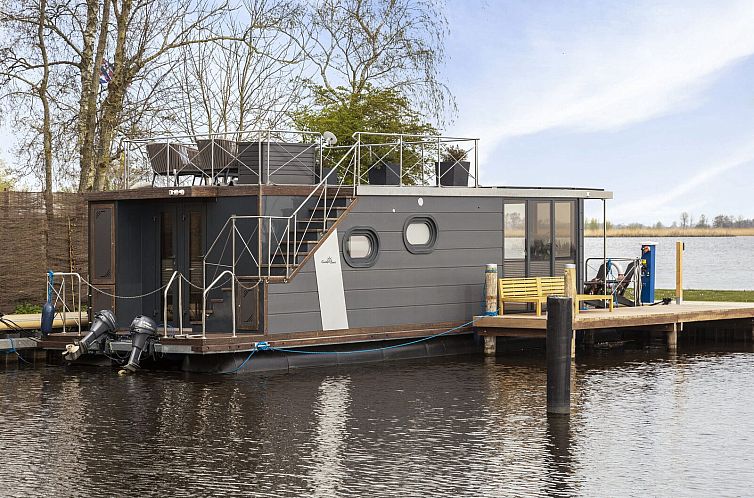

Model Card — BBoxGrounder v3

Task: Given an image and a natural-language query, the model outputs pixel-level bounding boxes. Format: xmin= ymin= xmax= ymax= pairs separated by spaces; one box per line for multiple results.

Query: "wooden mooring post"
xmin=676 ymin=241 xmax=684 ymax=305
xmin=547 ymin=296 xmax=573 ymax=415
xmin=564 ymin=264 xmax=577 ymax=359
xmin=483 ymin=263 xmax=498 ymax=356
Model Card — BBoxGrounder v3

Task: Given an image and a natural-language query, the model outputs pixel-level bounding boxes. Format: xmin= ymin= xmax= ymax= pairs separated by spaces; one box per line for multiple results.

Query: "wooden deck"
xmin=475 ymin=301 xmax=754 ymax=337
xmin=40 ymin=320 xmax=474 ymax=353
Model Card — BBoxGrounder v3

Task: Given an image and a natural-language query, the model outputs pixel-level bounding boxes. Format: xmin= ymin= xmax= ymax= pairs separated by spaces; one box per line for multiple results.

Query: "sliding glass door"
xmin=502 ymin=199 xmax=577 ymax=278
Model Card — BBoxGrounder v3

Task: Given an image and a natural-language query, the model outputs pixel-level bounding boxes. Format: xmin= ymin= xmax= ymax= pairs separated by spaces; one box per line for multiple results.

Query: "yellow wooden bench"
xmin=498 ymin=276 xmax=614 ymax=316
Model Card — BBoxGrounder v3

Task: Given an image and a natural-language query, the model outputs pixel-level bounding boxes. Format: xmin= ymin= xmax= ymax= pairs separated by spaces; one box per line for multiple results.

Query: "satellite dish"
xmin=323 ymin=131 xmax=337 ymax=146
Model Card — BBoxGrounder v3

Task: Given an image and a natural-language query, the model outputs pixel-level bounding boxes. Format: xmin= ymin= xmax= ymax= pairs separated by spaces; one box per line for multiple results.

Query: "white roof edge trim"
xmin=356 ymin=185 xmax=613 ymax=200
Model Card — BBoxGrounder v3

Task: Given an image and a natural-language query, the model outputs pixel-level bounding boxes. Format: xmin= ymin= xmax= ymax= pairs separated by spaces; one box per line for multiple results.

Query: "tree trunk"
xmin=37 ymin=0 xmax=55 ymax=268
xmin=76 ymin=0 xmax=98 ymax=192
xmin=93 ymin=0 xmax=131 ymax=191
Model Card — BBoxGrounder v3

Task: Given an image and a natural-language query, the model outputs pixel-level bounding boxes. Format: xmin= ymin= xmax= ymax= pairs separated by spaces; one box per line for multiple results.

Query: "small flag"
xmin=99 ymin=59 xmax=114 ymax=85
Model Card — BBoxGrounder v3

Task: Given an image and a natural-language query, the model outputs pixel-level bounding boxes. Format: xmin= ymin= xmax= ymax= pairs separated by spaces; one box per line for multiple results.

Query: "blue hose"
xmin=221 ymin=319 xmax=477 ymax=373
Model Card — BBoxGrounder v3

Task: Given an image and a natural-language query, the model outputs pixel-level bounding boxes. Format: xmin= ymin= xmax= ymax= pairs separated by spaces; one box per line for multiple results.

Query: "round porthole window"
xmin=403 ymin=216 xmax=437 ymax=254
xmin=342 ymin=227 xmax=380 ymax=267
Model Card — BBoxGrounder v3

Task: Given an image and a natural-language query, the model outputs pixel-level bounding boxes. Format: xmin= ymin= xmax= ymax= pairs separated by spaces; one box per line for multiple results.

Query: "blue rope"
xmin=220 ymin=319 xmax=478 ymax=373
xmin=257 ymin=319 xmax=476 ymax=356
xmin=222 ymin=349 xmax=256 ymax=374
xmin=1 ymin=336 xmax=31 ymax=364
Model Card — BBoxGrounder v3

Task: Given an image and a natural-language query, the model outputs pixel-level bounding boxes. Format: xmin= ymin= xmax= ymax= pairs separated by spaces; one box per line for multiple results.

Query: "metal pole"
xmin=231 ymin=275 xmax=237 ymax=338
xmin=77 ymin=274 xmax=82 ymax=336
xmin=268 ymin=217 xmax=272 ymax=278
xmin=62 ymin=278 xmax=66 ymax=334
xmin=399 ymin=135 xmax=403 ymax=186
xmin=355 ymin=133 xmax=360 ymax=186
xmin=258 ymin=132 xmax=262 ymax=186
xmin=474 ymin=139 xmax=479 ymax=187
xmin=232 ymin=217 xmax=237 ymax=277
xmin=603 ymin=199 xmax=607 ymax=295
xmin=202 ymin=260 xmax=207 ymax=338
xmin=211 ymin=136 xmax=215 ymax=184
xmin=232 ymin=216 xmax=236 ymax=337
xmin=319 ymin=134 xmax=323 ymax=183
xmin=547 ymin=296 xmax=573 ymax=415
xmin=266 ymin=130 xmax=271 ymax=185
xmin=178 ymin=273 xmax=183 ymax=336
xmin=286 ymin=218 xmax=291 ymax=279
xmin=436 ymin=136 xmax=441 ymax=186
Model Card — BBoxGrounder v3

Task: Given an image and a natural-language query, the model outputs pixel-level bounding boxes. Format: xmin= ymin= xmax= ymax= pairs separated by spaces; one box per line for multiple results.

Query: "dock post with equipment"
xmin=484 ymin=263 xmax=498 ymax=355
xmin=547 ymin=296 xmax=573 ymax=415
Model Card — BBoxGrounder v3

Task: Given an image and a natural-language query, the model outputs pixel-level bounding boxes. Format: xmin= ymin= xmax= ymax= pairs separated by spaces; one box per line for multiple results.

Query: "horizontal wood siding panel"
xmin=349 ymin=247 xmax=500 ymax=271
xmin=345 ymin=211 xmax=502 ymax=232
xmin=347 ymin=302 xmax=481 ymax=329
xmin=374 ymin=230 xmax=501 ymax=251
xmin=354 ymin=195 xmax=502 ymax=214
xmin=267 ymin=311 xmax=322 ymax=334
xmin=266 ymin=194 xmax=504 ymax=334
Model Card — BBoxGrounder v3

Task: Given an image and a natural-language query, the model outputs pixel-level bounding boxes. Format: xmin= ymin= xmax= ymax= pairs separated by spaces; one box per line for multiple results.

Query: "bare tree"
xmin=300 ymin=0 xmax=455 ymax=124
xmin=174 ymin=0 xmax=308 ymax=137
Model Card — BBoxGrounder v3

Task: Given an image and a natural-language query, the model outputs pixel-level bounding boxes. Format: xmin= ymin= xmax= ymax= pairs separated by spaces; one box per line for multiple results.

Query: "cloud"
xmin=457 ymin=1 xmax=754 ymax=163
xmin=608 ymin=140 xmax=754 ymax=222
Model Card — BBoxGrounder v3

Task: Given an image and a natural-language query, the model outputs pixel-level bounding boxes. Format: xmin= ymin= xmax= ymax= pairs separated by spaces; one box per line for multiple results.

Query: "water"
xmin=3 ymin=350 xmax=754 ymax=496
xmin=585 ymin=236 xmax=754 ymax=290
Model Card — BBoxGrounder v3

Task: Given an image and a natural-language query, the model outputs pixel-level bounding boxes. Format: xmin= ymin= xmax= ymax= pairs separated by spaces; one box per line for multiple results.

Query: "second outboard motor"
xmin=63 ymin=310 xmax=117 ymax=361
xmin=121 ymin=315 xmax=157 ymax=373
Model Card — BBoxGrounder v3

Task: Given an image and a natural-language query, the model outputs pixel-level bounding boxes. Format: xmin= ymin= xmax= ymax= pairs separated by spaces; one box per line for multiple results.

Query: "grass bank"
xmin=585 ymin=227 xmax=754 ymax=237
xmin=653 ymin=289 xmax=753 ymax=302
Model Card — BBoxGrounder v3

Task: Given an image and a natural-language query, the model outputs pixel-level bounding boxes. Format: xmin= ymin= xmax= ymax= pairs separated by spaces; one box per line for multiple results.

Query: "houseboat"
xmin=48 ymin=130 xmax=612 ymax=373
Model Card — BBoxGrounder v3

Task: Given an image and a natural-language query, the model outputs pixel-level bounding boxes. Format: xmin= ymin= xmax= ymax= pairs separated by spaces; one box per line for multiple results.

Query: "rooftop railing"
xmin=122 ymin=130 xmax=324 ymax=189
xmin=121 ymin=130 xmax=480 ymax=189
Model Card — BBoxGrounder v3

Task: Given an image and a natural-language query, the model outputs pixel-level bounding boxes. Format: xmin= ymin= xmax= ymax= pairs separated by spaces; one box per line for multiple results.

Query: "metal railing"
xmin=162 ymin=270 xmax=184 ymax=338
xmin=584 ymin=257 xmax=642 ymax=306
xmin=202 ymin=270 xmax=236 ymax=339
xmin=186 ymin=131 xmax=481 ymax=337
xmin=351 ymin=132 xmax=480 ymax=188
xmin=122 ymin=130 xmax=324 ymax=188
xmin=47 ymin=272 xmax=84 ymax=336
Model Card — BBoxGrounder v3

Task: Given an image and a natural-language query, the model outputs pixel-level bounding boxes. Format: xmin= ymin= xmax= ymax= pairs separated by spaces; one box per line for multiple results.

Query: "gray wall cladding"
xmin=266 ymin=195 xmax=504 ymax=334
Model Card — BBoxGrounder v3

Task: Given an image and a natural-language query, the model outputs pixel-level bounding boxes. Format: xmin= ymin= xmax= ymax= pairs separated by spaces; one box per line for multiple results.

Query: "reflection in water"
xmin=310 ymin=376 xmax=350 ymax=497
xmin=546 ymin=415 xmax=574 ymax=496
xmin=2 ymin=347 xmax=754 ymax=496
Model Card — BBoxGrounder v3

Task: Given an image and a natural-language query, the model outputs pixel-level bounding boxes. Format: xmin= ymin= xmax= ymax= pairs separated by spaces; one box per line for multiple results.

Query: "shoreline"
xmin=585 ymin=228 xmax=754 ymax=237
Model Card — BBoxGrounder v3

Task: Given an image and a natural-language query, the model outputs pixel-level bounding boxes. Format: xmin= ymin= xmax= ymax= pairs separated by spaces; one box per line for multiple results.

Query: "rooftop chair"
xmin=146 ymin=143 xmax=200 ymax=185
xmin=195 ymin=138 xmax=239 ymax=184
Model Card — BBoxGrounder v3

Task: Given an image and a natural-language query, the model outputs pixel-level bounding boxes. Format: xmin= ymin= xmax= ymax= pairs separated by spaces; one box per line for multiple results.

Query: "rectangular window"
xmin=555 ymin=201 xmax=575 ymax=259
xmin=504 ymin=203 xmax=526 ymax=260
xmin=530 ymin=202 xmax=551 ymax=262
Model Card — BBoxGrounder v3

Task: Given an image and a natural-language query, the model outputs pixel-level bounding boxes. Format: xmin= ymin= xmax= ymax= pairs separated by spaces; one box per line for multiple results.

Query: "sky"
xmin=2 ymin=0 xmax=754 ymax=224
xmin=443 ymin=0 xmax=754 ymax=225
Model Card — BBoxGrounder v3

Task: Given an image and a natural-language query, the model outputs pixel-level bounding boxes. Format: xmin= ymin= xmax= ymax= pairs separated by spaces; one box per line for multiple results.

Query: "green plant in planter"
xmin=442 ymin=145 xmax=468 ymax=163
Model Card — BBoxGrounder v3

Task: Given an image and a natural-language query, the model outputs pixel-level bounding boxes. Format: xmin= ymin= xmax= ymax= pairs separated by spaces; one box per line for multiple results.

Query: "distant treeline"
xmin=586 ymin=212 xmax=754 ymax=231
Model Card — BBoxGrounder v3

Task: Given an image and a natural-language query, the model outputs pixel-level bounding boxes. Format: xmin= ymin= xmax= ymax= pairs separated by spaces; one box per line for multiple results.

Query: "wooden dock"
xmin=475 ymin=301 xmax=754 ymax=339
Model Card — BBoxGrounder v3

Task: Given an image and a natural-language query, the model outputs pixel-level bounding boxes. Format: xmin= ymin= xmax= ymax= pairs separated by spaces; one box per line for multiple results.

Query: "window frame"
xmin=342 ymin=227 xmax=380 ymax=268
xmin=402 ymin=215 xmax=438 ymax=254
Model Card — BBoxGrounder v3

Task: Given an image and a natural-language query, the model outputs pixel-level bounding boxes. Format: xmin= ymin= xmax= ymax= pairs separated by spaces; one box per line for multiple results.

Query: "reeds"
xmin=585 ymin=227 xmax=754 ymax=237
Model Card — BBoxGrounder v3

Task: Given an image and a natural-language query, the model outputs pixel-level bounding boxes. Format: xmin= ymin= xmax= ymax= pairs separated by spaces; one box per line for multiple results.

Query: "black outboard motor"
xmin=121 ymin=315 xmax=157 ymax=373
xmin=63 ymin=309 xmax=117 ymax=361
